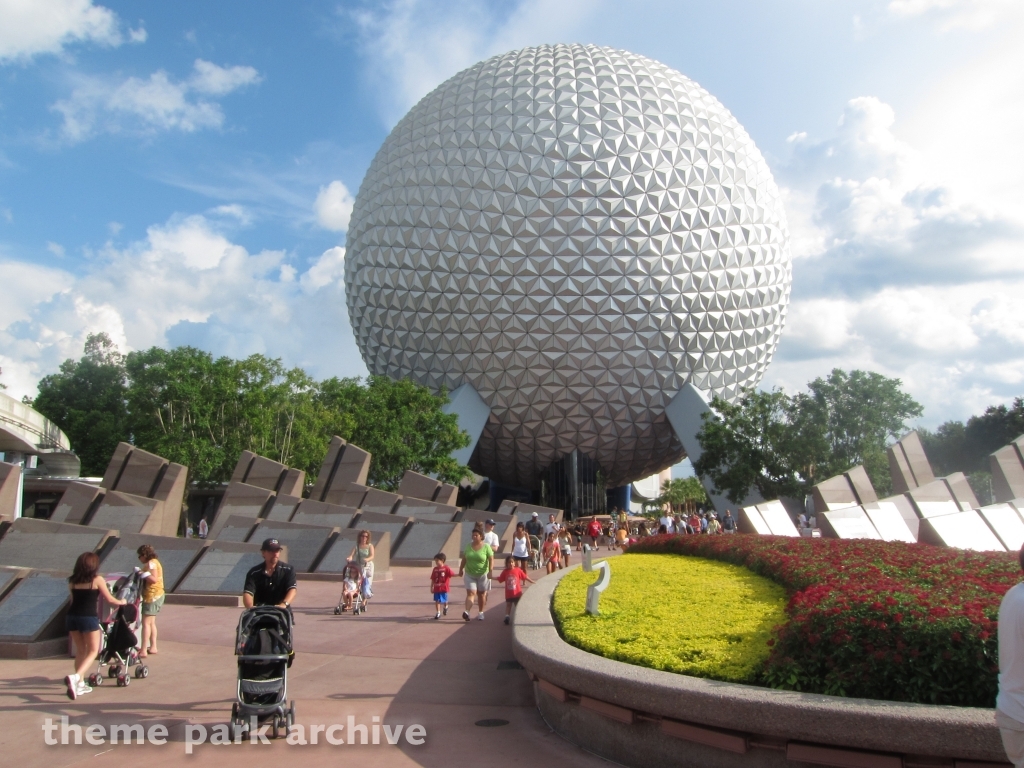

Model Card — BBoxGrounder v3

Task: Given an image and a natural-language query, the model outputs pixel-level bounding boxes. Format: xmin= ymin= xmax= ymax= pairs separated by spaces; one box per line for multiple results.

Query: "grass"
xmin=552 ymin=553 xmax=786 ymax=682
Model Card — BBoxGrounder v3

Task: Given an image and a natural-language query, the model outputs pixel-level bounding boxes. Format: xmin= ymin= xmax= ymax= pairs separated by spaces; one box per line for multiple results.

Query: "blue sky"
xmin=2 ymin=0 xmax=1023 ymax=442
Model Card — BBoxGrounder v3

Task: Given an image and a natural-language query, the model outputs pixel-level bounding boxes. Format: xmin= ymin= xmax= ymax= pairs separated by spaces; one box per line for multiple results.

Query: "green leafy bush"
xmin=552 ymin=554 xmax=786 ymax=682
xmin=628 ymin=535 xmax=1019 ymax=706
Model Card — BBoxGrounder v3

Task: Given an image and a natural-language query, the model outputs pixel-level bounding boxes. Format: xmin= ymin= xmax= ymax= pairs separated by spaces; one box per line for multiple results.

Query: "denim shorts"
xmin=66 ymin=615 xmax=100 ymax=633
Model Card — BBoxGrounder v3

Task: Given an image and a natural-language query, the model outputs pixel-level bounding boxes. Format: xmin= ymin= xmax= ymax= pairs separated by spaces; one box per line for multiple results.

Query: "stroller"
xmin=232 ymin=606 xmax=295 ymax=738
xmin=333 ymin=561 xmax=366 ymax=615
xmin=528 ymin=536 xmax=542 ymax=570
xmin=87 ymin=569 xmax=149 ymax=687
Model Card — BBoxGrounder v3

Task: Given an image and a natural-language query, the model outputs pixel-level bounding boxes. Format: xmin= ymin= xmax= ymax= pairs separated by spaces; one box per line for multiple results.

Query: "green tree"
xmin=793 ymin=369 xmax=923 ymax=496
xmin=31 ymin=333 xmax=129 ymax=476
xmin=124 ymin=347 xmax=357 ymax=485
xmin=918 ymin=420 xmax=972 ymax=476
xmin=34 ymin=338 xmax=473 ymax=490
xmin=316 ymin=375 xmax=471 ymax=490
xmin=965 ymin=398 xmax=1024 ymax=456
xmin=657 ymin=477 xmax=708 ymax=514
xmin=693 ymin=370 xmax=922 ymax=504
xmin=657 ymin=478 xmax=686 ymax=514
xmin=693 ymin=388 xmax=808 ymax=504
xmin=918 ymin=397 xmax=1024 ymax=504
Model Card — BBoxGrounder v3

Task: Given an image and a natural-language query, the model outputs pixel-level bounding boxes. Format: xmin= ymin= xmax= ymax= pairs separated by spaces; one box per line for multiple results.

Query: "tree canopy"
xmin=31 ymin=336 xmax=471 ymax=489
xmin=34 ymin=334 xmax=129 ymax=476
xmin=917 ymin=397 xmax=1024 ymax=505
xmin=693 ymin=369 xmax=922 ymax=504
xmin=655 ymin=477 xmax=708 ymax=515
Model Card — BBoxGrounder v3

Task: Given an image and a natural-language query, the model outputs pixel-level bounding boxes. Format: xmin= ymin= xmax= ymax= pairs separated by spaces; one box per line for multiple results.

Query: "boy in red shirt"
xmin=429 ymin=552 xmax=454 ymax=620
xmin=496 ymin=556 xmax=534 ymax=625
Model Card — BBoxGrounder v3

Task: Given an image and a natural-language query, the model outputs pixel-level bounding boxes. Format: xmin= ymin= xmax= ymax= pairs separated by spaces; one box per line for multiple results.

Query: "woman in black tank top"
xmin=64 ymin=552 xmax=125 ymax=701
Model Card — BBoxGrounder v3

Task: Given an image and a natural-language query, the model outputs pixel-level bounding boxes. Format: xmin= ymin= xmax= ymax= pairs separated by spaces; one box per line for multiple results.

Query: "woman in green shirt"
xmin=348 ymin=530 xmax=375 ymax=611
xmin=458 ymin=527 xmax=493 ymax=621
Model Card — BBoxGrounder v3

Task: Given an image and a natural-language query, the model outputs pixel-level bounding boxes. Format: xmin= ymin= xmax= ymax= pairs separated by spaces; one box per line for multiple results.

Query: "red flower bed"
xmin=627 ymin=534 xmax=1021 ymax=706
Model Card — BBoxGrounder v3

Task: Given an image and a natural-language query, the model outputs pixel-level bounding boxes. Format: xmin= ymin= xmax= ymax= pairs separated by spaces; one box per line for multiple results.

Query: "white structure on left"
xmin=0 ymin=391 xmax=71 ymax=521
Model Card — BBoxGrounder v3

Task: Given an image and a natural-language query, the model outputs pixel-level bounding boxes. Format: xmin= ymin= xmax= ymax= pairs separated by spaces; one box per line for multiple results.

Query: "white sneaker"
xmin=65 ymin=674 xmax=79 ymax=700
xmin=477 ymin=612 xmax=485 ymax=621
xmin=76 ymin=682 xmax=93 ymax=695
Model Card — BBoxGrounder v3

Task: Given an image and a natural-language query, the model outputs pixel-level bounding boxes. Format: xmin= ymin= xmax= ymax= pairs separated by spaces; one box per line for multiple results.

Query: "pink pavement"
xmin=0 ymin=562 xmax=615 ymax=768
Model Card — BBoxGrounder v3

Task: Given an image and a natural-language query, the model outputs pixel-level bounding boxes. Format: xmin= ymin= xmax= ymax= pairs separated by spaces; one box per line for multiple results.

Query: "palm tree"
xmin=658 ymin=478 xmax=685 ymax=514
xmin=657 ymin=477 xmax=709 ymax=516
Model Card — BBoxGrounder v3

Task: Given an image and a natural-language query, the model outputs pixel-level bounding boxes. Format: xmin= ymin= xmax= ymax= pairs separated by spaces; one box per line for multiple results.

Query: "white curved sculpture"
xmin=585 ymin=560 xmax=611 ymax=616
xmin=346 ymin=44 xmax=791 ymax=490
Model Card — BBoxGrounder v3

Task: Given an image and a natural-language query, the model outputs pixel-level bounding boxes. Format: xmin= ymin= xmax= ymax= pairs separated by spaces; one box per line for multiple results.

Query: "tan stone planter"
xmin=512 ymin=565 xmax=1008 ymax=768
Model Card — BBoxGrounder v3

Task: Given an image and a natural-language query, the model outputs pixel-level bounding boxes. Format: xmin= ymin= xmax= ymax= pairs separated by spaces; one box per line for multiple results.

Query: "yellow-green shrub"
xmin=552 ymin=553 xmax=786 ymax=682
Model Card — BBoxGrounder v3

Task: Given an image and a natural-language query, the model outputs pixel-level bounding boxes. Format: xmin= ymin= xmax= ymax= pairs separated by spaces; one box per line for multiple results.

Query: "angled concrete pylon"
xmin=664 ymin=383 xmax=762 ymax=513
xmin=442 ymin=383 xmax=491 ymax=468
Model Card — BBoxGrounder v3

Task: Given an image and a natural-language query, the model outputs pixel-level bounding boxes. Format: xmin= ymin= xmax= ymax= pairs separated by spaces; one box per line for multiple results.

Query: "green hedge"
xmin=627 ymin=535 xmax=1019 ymax=706
xmin=552 ymin=553 xmax=785 ymax=682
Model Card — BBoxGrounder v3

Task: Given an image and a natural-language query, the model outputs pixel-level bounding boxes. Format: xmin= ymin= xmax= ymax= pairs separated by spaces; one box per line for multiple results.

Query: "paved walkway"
xmin=0 ymin=557 xmax=620 ymax=767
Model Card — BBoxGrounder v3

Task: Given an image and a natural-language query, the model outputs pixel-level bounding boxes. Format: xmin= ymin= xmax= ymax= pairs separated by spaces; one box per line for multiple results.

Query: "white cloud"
xmin=769 ymin=279 xmax=1024 ymax=424
xmin=300 ymin=246 xmax=345 ymax=293
xmin=144 ymin=215 xmax=243 ymax=270
xmin=901 ymin=15 xmax=1024 ymax=218
xmin=52 ymin=59 xmax=261 ymax=142
xmin=766 ymin=90 xmax=1024 ymax=425
xmin=0 ymin=0 xmax=121 ymax=63
xmin=351 ymin=0 xmax=601 ymax=125
xmin=314 ymin=181 xmax=354 ymax=232
xmin=0 ymin=260 xmax=74 ymax=324
xmin=208 ymin=203 xmax=252 ymax=225
xmin=780 ymin=95 xmax=1022 ymax=295
xmin=887 ymin=0 xmax=1017 ymax=30
xmin=46 ymin=241 xmax=65 ymax=257
xmin=190 ymin=59 xmax=261 ymax=96
xmin=0 ymin=214 xmax=367 ymax=401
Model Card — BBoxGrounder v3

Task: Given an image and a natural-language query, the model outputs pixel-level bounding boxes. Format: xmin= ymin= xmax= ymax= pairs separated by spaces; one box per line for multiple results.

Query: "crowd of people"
xmin=55 ymin=509 xmax=1024 ymax=768
xmin=60 ymin=505 xmax=743 ymax=698
xmin=423 ymin=506 xmax=745 ymax=625
xmin=654 ymin=508 xmax=737 ymax=536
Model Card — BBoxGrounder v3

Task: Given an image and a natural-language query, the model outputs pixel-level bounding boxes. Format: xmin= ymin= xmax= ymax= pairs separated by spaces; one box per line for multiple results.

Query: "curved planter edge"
xmin=511 ymin=563 xmax=1006 ymax=765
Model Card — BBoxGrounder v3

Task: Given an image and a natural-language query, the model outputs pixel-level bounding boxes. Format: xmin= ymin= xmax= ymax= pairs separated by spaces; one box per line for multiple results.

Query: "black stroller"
xmin=231 ymin=606 xmax=295 ymax=738
xmin=87 ymin=569 xmax=149 ymax=687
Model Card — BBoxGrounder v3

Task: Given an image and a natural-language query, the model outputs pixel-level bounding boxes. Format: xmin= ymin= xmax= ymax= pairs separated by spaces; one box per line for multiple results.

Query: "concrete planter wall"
xmin=512 ymin=565 xmax=1008 ymax=768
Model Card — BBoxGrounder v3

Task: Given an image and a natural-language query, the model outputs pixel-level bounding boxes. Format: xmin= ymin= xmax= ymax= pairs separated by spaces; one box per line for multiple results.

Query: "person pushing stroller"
xmin=243 ymin=539 xmax=297 ymax=610
xmin=235 ymin=538 xmax=297 ymax=737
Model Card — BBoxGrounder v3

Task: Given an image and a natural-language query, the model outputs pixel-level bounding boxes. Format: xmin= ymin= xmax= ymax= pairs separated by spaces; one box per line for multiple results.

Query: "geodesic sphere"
xmin=345 ymin=44 xmax=791 ymax=490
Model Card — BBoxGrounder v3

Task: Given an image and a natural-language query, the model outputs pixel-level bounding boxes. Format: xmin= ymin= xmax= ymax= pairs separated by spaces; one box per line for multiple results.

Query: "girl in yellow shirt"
xmin=137 ymin=544 xmax=164 ymax=658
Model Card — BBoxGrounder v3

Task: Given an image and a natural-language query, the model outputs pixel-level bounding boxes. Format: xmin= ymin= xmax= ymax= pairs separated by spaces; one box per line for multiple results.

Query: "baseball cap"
xmin=531 ymin=512 xmax=539 ymax=517
xmin=486 ymin=519 xmax=495 ymax=525
xmin=261 ymin=538 xmax=283 ymax=552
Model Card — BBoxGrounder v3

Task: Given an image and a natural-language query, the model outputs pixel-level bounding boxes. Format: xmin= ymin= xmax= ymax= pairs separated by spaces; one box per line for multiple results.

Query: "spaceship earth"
xmin=345 ymin=44 xmax=791 ymax=490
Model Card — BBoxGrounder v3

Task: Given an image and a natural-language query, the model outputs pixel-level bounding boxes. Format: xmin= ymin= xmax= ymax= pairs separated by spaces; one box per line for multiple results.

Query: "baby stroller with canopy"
xmin=333 ymin=560 xmax=365 ymax=615
xmin=528 ymin=535 xmax=542 ymax=570
xmin=232 ymin=605 xmax=295 ymax=738
xmin=87 ymin=568 xmax=149 ymax=687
